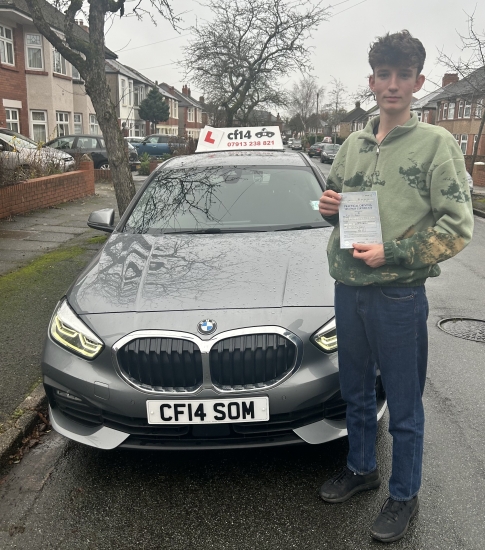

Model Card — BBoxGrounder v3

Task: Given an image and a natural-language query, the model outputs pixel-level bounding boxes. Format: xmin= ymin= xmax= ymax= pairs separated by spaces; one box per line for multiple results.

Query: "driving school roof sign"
xmin=196 ymin=126 xmax=284 ymax=153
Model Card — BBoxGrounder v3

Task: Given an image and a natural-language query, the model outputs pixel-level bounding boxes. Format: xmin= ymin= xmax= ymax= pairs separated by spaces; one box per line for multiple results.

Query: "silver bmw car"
xmin=42 ymin=149 xmax=386 ymax=450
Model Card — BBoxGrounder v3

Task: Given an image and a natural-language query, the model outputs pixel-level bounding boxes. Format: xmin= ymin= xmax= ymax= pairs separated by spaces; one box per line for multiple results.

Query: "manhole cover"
xmin=438 ymin=318 xmax=485 ymax=343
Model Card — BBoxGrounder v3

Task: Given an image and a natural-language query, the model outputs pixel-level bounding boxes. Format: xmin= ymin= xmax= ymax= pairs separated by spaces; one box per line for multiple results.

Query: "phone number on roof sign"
xmin=227 ymin=140 xmax=275 ymax=147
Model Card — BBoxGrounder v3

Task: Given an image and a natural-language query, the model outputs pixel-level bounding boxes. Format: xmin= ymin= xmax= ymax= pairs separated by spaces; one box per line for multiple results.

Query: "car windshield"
xmin=322 ymin=144 xmax=340 ymax=152
xmin=0 ymin=131 xmax=38 ymax=149
xmin=124 ymin=165 xmax=328 ymax=234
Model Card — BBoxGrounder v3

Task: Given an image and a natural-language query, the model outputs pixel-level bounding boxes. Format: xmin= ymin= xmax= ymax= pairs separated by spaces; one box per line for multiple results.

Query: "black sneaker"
xmin=319 ymin=466 xmax=381 ymax=503
xmin=370 ymin=495 xmax=419 ymax=543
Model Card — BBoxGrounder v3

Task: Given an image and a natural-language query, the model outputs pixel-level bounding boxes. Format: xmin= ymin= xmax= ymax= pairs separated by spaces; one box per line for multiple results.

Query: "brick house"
xmin=337 ymin=102 xmax=367 ymax=139
xmin=158 ymin=83 xmax=203 ymax=139
xmin=0 ymin=0 xmax=115 ymax=141
xmin=434 ymin=69 xmax=485 ymax=158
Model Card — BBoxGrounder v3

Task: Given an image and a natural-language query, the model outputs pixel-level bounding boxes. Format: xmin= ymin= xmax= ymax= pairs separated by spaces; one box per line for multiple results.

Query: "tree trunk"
xmin=470 ymin=109 xmax=485 ymax=179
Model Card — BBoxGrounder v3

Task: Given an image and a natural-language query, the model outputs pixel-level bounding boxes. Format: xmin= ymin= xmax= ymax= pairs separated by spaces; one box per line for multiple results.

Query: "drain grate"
xmin=437 ymin=318 xmax=485 ymax=343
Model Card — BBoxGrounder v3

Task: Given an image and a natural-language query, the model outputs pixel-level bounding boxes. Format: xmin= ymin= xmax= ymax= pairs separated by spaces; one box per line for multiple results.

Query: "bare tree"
xmin=324 ymin=77 xmax=348 ymax=141
xmin=182 ymin=0 xmax=329 ymax=126
xmin=438 ymin=11 xmax=485 ymax=177
xmin=25 ymin=0 xmax=177 ymax=215
xmin=289 ymin=75 xmax=325 ymax=132
xmin=352 ymin=84 xmax=375 ymax=106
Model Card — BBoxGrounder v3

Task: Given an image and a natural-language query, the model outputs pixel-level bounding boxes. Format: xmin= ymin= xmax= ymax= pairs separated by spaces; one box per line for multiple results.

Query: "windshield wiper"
xmin=274 ymin=224 xmax=320 ymax=231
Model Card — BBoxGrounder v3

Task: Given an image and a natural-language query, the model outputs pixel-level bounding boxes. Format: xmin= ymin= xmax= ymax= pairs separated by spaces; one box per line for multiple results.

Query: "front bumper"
xmin=42 ymin=307 xmax=386 ymax=450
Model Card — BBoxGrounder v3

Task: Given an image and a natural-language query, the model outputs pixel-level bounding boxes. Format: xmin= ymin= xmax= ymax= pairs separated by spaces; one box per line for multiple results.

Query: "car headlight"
xmin=50 ymin=299 xmax=104 ymax=359
xmin=311 ymin=318 xmax=338 ymax=353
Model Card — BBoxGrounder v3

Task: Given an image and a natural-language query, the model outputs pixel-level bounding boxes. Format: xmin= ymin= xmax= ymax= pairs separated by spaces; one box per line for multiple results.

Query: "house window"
xmin=452 ymin=134 xmax=459 ymax=142
xmin=416 ymin=111 xmax=422 ymax=122
xmin=473 ymin=134 xmax=479 ymax=153
xmin=173 ymin=101 xmax=178 ymax=119
xmin=134 ymin=86 xmax=140 ymax=107
xmin=460 ymin=134 xmax=468 ymax=154
xmin=121 ymin=78 xmax=127 ymax=105
xmin=72 ymin=65 xmax=82 ymax=81
xmin=443 ymin=103 xmax=448 ymax=120
xmin=89 ymin=114 xmax=99 ymax=135
xmin=448 ymin=101 xmax=455 ymax=119
xmin=73 ymin=113 xmax=82 ymax=134
xmin=25 ymin=33 xmax=43 ymax=69
xmin=187 ymin=107 xmax=194 ymax=122
xmin=423 ymin=110 xmax=429 ymax=123
xmin=197 ymin=109 xmax=202 ymax=123
xmin=458 ymin=100 xmax=464 ymax=118
xmin=464 ymin=101 xmax=472 ymax=118
xmin=0 ymin=24 xmax=14 ymax=65
xmin=56 ymin=112 xmax=69 ymax=136
xmin=475 ymin=99 xmax=483 ymax=119
xmin=6 ymin=108 xmax=20 ymax=133
xmin=128 ymin=81 xmax=133 ymax=105
xmin=52 ymin=48 xmax=67 ymax=75
xmin=31 ymin=110 xmax=47 ymax=142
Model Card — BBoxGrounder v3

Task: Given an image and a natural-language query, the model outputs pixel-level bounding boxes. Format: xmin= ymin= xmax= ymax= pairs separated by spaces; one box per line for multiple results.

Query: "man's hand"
xmin=319 ymin=190 xmax=341 ymax=216
xmin=352 ymin=243 xmax=386 ymax=268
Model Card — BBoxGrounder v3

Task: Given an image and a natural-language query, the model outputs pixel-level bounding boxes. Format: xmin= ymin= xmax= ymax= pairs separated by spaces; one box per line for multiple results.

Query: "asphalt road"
xmin=1 ymin=159 xmax=484 ymax=549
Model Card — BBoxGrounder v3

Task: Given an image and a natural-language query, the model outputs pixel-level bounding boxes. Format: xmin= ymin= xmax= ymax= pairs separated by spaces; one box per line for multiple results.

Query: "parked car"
xmin=282 ymin=136 xmax=289 ymax=145
xmin=0 ymin=128 xmax=75 ymax=173
xmin=320 ymin=143 xmax=341 ymax=164
xmin=132 ymin=134 xmax=186 ymax=158
xmin=44 ymin=134 xmax=140 ymax=171
xmin=42 ymin=141 xmax=386 ymax=451
xmin=291 ymin=139 xmax=303 ymax=150
xmin=287 ymin=138 xmax=294 ymax=147
xmin=308 ymin=142 xmax=325 ymax=158
xmin=322 ymin=137 xmax=333 ymax=143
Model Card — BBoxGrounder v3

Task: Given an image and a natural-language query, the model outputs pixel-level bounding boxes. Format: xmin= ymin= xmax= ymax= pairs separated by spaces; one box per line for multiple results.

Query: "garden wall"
xmin=0 ymin=160 xmax=95 ymax=220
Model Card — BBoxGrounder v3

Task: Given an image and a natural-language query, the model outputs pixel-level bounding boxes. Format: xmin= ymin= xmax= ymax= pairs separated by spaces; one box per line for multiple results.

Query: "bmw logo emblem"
xmin=197 ymin=319 xmax=217 ymax=335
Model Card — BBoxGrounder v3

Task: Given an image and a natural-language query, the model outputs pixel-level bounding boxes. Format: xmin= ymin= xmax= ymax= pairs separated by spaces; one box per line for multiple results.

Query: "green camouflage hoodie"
xmin=323 ymin=113 xmax=474 ymax=286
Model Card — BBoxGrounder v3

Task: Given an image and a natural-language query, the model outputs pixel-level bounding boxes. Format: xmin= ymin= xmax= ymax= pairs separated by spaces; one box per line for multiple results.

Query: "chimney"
xmin=75 ymin=19 xmax=89 ymax=33
xmin=182 ymin=85 xmax=188 ymax=96
xmin=199 ymin=96 xmax=204 ymax=103
xmin=355 ymin=101 xmax=361 ymax=109
xmin=442 ymin=73 xmax=459 ymax=87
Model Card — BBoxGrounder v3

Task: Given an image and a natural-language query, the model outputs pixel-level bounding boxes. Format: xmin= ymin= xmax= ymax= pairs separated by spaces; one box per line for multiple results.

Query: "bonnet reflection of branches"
xmin=125 ymin=166 xmax=246 ymax=233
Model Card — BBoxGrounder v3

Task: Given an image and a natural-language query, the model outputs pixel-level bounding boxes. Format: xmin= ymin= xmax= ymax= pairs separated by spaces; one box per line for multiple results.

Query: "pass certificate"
xmin=339 ymin=191 xmax=383 ymax=249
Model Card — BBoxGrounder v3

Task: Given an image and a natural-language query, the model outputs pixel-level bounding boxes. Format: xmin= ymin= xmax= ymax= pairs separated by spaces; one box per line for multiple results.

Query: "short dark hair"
xmin=369 ymin=30 xmax=426 ymax=75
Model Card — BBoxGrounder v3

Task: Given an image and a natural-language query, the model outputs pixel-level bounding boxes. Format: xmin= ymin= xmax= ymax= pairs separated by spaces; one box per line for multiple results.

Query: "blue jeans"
xmin=334 ymin=283 xmax=428 ymax=501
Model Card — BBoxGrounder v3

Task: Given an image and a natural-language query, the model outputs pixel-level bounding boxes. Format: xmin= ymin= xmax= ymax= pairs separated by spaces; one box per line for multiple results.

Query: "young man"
xmin=318 ymin=30 xmax=474 ymax=543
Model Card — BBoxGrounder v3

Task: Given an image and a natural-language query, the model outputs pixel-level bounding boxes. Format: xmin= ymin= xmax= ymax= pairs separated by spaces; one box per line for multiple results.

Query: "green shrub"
xmin=138 ymin=152 xmax=151 ymax=176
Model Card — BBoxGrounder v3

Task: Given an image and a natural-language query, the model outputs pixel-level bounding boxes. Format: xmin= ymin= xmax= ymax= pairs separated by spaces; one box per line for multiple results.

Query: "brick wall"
xmin=0 ymin=160 xmax=95 ymax=219
xmin=0 ymin=23 xmax=29 ymax=133
xmin=465 ymin=156 xmax=485 ymax=187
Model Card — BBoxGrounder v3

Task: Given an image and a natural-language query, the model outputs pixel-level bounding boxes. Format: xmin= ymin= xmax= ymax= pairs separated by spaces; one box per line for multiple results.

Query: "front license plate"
xmin=146 ymin=397 xmax=269 ymax=424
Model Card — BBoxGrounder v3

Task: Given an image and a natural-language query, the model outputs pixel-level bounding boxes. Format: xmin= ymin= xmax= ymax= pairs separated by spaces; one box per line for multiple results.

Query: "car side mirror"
xmin=87 ymin=208 xmax=115 ymax=233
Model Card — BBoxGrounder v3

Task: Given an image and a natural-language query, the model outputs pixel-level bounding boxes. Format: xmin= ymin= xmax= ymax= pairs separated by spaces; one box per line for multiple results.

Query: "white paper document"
xmin=339 ymin=191 xmax=383 ymax=249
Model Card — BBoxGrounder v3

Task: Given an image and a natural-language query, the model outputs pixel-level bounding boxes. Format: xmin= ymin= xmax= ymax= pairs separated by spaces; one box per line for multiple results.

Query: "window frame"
xmin=56 ymin=111 xmax=70 ymax=137
xmin=30 ymin=110 xmax=48 ymax=143
xmin=475 ymin=99 xmax=483 ymax=119
xmin=52 ymin=47 xmax=67 ymax=75
xmin=0 ymin=24 xmax=15 ymax=66
xmin=121 ymin=78 xmax=127 ymax=106
xmin=423 ymin=110 xmax=429 ymax=123
xmin=73 ymin=113 xmax=83 ymax=134
xmin=464 ymin=101 xmax=472 ymax=118
xmin=25 ymin=32 xmax=44 ymax=70
xmin=5 ymin=108 xmax=20 ymax=133
xmin=443 ymin=102 xmax=448 ymax=120
xmin=460 ymin=134 xmax=468 ymax=154
xmin=448 ymin=101 xmax=455 ymax=119
xmin=458 ymin=100 xmax=464 ymax=118
xmin=187 ymin=107 xmax=194 ymax=122
xmin=89 ymin=113 xmax=99 ymax=135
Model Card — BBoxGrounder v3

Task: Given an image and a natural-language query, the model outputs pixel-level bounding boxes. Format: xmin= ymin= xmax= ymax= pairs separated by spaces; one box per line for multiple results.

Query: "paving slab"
xmin=28 ymin=225 xmax=88 ymax=234
xmin=25 ymin=233 xmax=75 ymax=243
xmin=0 ymin=239 xmax=58 ymax=251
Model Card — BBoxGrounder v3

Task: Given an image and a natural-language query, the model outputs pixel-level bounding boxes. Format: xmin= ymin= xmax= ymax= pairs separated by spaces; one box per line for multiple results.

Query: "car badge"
xmin=197 ymin=319 xmax=217 ymax=335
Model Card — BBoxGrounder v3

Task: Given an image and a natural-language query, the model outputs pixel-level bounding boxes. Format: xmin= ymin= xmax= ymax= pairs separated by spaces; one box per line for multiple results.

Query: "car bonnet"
xmin=68 ymin=230 xmax=334 ymax=314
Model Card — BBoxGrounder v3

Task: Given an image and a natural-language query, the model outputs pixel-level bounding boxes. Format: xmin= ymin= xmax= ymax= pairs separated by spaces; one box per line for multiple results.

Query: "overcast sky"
xmin=103 ymin=0 xmax=485 ymax=111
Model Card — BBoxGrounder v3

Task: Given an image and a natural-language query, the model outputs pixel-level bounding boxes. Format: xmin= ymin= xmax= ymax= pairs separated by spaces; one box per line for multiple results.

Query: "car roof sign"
xmin=195 ymin=126 xmax=284 ymax=153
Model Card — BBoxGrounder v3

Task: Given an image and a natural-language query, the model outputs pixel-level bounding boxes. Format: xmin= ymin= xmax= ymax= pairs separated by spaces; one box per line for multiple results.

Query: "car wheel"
xmin=98 ymin=162 xmax=109 ymax=170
